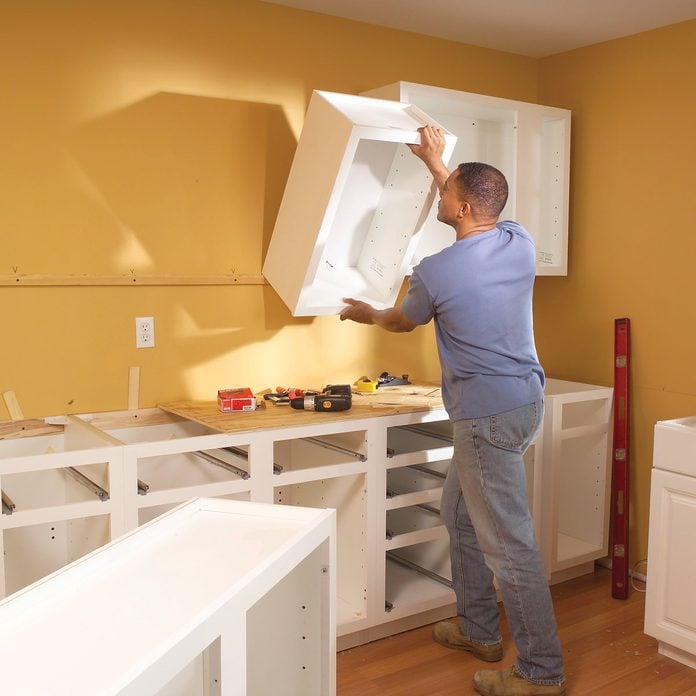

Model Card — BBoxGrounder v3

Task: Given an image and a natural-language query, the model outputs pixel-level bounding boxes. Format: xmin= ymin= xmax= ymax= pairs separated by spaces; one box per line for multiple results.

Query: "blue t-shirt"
xmin=401 ymin=220 xmax=544 ymax=421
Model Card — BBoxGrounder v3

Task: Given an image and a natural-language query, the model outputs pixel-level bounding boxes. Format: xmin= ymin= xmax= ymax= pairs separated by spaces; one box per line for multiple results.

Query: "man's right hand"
xmin=408 ymin=125 xmax=446 ymax=166
xmin=408 ymin=125 xmax=450 ymax=193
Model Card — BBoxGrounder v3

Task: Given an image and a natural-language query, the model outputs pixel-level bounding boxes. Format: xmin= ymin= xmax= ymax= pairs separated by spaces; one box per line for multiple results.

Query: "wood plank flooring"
xmin=337 ymin=567 xmax=696 ymax=695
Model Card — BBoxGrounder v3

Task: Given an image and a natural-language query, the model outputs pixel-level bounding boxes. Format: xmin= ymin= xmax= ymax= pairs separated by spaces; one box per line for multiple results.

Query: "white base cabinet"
xmin=1 ymin=380 xmax=612 ymax=650
xmin=645 ymin=417 xmax=696 ymax=669
xmin=0 ymin=498 xmax=336 ymax=695
xmin=542 ymin=379 xmax=614 ymax=581
xmin=0 ymin=415 xmax=127 ymax=597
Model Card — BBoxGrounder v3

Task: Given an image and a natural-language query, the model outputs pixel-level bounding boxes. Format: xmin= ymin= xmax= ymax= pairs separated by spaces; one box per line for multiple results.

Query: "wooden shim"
xmin=0 ymin=419 xmax=64 ymax=440
xmin=128 ymin=367 xmax=140 ymax=411
xmin=0 ymin=274 xmax=267 ymax=287
xmin=2 ymin=391 xmax=24 ymax=421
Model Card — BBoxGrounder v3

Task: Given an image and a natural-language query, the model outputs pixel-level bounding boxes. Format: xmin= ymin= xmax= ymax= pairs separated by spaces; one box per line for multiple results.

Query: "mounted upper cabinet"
xmin=363 ymin=82 xmax=571 ymax=276
xmin=262 ymin=90 xmax=457 ymax=317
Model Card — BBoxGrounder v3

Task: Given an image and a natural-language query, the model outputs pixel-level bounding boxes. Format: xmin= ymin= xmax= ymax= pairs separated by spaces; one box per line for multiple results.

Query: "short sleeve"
xmin=401 ymin=269 xmax=435 ymax=325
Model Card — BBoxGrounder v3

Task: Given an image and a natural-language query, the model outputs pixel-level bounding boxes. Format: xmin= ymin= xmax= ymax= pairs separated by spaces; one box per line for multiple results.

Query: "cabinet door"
xmin=645 ymin=468 xmax=696 ymax=656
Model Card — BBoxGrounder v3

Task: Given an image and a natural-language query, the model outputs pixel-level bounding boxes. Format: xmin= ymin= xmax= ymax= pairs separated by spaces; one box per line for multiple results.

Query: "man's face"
xmin=437 ymin=171 xmax=465 ymax=226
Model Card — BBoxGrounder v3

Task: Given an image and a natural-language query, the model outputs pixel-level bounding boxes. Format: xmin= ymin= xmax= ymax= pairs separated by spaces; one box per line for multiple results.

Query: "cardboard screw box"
xmin=217 ymin=388 xmax=257 ymax=412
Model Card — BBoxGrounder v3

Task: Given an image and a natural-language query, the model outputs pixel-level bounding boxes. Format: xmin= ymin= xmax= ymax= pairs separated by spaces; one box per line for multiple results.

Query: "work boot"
xmin=473 ymin=665 xmax=566 ymax=696
xmin=432 ymin=621 xmax=503 ymax=662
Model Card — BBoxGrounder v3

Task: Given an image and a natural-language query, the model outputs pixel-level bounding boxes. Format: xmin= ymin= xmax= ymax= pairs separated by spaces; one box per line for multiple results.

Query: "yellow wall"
xmin=0 ymin=0 xmax=536 ymax=418
xmin=2 ymin=0 xmax=692 ymax=565
xmin=535 ymin=20 xmax=696 ymax=564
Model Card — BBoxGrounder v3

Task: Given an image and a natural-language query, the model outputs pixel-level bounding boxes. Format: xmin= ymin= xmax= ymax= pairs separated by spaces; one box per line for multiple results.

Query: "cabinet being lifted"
xmin=263 ymin=90 xmax=457 ymax=316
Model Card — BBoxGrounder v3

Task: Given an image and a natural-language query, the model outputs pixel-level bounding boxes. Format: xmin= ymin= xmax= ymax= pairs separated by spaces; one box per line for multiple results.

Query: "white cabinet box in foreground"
xmin=0 ymin=498 xmax=336 ymax=696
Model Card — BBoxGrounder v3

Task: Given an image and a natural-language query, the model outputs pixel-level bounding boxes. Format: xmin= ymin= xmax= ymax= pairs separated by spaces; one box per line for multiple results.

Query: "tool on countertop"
xmin=354 ymin=372 xmax=411 ymax=392
xmin=217 ymin=387 xmax=257 ymax=412
xmin=264 ymin=386 xmax=318 ymax=405
xmin=377 ymin=372 xmax=411 ymax=387
xmin=354 ymin=376 xmax=378 ymax=393
xmin=290 ymin=384 xmax=352 ymax=412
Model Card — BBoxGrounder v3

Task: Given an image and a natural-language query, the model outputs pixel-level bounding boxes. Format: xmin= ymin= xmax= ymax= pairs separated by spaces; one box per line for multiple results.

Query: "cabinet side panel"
xmin=537 ymin=116 xmax=570 ymax=273
xmin=262 ymin=96 xmax=353 ymax=313
xmin=247 ymin=543 xmax=328 ymax=696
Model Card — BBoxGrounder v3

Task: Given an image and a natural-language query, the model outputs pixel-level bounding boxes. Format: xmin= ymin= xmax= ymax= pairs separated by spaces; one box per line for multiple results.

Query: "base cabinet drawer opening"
xmin=385 ymin=539 xmax=454 ymax=618
xmin=273 ymin=431 xmax=368 ymax=480
xmin=553 ymin=432 xmax=610 ymax=568
xmin=2 ymin=514 xmax=111 ymax=596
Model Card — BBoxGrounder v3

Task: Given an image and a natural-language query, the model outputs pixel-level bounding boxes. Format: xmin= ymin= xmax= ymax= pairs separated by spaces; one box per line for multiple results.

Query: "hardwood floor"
xmin=337 ymin=567 xmax=696 ymax=695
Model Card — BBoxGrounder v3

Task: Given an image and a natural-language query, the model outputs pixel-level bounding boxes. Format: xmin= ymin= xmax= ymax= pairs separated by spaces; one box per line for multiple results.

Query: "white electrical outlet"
xmin=135 ymin=316 xmax=155 ymax=349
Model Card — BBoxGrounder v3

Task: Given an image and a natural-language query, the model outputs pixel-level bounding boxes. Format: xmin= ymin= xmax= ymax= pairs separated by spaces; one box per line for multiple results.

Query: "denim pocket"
xmin=486 ymin=401 xmax=542 ymax=453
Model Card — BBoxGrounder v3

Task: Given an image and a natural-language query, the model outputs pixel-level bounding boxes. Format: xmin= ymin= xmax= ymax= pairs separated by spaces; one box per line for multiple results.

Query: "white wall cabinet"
xmin=0 ymin=498 xmax=336 ymax=695
xmin=645 ymin=417 xmax=696 ymax=669
xmin=262 ymin=90 xmax=457 ymax=316
xmin=1 ymin=379 xmax=611 ymax=651
xmin=362 ymin=82 xmax=571 ymax=276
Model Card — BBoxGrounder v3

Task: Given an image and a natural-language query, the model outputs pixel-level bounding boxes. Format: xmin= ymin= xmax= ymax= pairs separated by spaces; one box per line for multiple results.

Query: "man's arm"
xmin=408 ymin=125 xmax=449 ymax=194
xmin=340 ymin=298 xmax=417 ymax=333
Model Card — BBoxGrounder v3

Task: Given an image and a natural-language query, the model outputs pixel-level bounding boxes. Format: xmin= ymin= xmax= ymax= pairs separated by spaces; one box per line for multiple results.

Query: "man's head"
xmin=437 ymin=162 xmax=509 ymax=228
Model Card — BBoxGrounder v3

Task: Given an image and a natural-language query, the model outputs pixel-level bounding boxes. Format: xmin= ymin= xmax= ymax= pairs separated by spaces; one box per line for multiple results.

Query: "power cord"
xmin=630 ymin=558 xmax=647 ymax=593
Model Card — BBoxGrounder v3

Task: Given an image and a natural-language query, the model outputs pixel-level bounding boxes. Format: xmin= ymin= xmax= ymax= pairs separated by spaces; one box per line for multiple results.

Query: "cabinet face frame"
xmin=362 ymin=81 xmax=571 ymax=276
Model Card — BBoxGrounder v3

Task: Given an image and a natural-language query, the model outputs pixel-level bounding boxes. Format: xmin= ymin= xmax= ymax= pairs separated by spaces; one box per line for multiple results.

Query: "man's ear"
xmin=458 ymin=201 xmax=471 ymax=218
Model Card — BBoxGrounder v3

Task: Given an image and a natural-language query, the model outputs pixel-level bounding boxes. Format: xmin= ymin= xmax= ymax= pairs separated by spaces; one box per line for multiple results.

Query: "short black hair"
xmin=454 ymin=162 xmax=509 ymax=219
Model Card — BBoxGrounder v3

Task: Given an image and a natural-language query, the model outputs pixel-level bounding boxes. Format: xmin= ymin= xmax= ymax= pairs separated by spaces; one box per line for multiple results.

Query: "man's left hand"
xmin=340 ymin=298 xmax=375 ymax=324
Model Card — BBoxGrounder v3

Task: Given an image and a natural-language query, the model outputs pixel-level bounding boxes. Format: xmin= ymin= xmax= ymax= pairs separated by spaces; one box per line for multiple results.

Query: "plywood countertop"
xmin=159 ymin=384 xmax=444 ymax=434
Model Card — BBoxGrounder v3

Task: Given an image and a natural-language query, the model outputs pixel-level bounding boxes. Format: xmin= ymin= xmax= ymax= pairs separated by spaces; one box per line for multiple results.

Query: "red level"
xmin=611 ymin=317 xmax=630 ymax=599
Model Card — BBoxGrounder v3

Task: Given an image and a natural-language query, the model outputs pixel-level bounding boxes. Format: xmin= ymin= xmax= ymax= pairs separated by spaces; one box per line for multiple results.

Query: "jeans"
xmin=440 ymin=400 xmax=565 ymax=685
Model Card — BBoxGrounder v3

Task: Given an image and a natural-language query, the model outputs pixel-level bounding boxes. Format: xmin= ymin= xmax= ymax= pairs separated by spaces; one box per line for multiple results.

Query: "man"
xmin=340 ymin=125 xmax=565 ymax=696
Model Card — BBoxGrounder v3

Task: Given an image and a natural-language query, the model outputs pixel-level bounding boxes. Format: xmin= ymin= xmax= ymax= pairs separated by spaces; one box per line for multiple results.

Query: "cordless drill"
xmin=290 ymin=384 xmax=352 ymax=412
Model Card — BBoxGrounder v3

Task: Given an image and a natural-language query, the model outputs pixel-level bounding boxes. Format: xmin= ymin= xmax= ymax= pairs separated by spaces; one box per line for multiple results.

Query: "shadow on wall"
xmin=67 ymin=91 xmax=296 ymax=277
xmin=58 ymin=91 xmax=318 ymax=405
